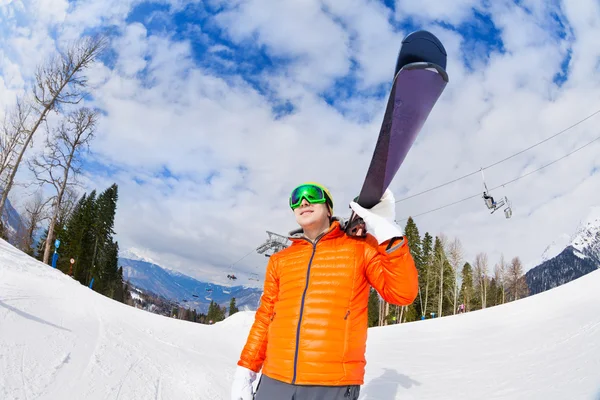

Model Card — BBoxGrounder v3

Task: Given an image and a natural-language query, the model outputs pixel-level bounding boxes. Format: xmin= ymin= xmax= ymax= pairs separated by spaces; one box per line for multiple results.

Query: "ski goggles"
xmin=289 ymin=184 xmax=332 ymax=210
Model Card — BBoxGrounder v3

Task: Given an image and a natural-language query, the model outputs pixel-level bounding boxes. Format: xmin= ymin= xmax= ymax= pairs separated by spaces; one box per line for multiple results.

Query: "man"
xmin=231 ymin=182 xmax=418 ymax=400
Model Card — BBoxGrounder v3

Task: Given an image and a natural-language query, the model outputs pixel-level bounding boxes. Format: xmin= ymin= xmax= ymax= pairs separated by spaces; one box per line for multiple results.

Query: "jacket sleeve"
xmin=237 ymin=255 xmax=279 ymax=372
xmin=363 ymin=233 xmax=419 ymax=305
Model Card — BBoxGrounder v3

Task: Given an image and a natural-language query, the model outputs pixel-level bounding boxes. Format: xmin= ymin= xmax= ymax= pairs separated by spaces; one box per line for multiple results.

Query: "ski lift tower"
xmin=256 ymin=231 xmax=290 ymax=257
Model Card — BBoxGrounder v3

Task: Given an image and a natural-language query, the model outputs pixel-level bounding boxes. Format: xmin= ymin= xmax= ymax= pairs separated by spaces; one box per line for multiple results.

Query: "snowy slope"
xmin=2 ymin=238 xmax=600 ymax=399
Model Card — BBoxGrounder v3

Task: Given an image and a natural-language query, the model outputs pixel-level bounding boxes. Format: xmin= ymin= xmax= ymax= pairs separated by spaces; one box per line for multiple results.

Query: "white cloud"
xmin=2 ymin=0 xmax=600 ymax=288
xmin=212 ymin=0 xmax=352 ymax=92
xmin=395 ymin=0 xmax=484 ymax=26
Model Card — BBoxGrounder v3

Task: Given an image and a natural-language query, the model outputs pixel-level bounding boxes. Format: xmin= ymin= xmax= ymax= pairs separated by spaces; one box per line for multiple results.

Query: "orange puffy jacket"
xmin=237 ymin=219 xmax=418 ymax=386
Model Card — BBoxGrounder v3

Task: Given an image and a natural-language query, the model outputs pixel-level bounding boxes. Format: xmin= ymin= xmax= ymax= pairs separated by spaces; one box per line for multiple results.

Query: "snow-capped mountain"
xmin=526 ymin=207 xmax=600 ymax=295
xmin=119 ymin=257 xmax=262 ymax=314
xmin=0 ymin=195 xmax=26 ymax=243
xmin=119 ymin=247 xmax=160 ymax=266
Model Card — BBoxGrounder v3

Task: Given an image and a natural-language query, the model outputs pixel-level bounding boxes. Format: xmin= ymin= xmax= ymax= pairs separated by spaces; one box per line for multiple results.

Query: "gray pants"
xmin=254 ymin=374 xmax=360 ymax=400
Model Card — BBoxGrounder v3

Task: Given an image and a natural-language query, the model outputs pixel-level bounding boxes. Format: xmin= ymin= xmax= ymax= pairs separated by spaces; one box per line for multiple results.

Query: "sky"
xmin=1 ymin=0 xmax=600 ymax=287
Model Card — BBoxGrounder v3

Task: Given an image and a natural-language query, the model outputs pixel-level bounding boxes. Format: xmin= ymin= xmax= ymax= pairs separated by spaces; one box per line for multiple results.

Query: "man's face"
xmin=293 ymin=199 xmax=330 ymax=228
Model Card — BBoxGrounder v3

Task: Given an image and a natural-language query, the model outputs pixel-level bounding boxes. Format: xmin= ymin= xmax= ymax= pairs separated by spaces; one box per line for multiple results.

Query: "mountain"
xmin=0 ymin=195 xmax=26 ymax=244
xmin=119 ymin=256 xmax=262 ymax=314
xmin=526 ymin=207 xmax=600 ymax=296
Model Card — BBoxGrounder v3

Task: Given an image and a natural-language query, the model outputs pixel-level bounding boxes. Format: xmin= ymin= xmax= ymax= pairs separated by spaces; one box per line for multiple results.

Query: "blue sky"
xmin=1 ymin=0 xmax=600 ymax=283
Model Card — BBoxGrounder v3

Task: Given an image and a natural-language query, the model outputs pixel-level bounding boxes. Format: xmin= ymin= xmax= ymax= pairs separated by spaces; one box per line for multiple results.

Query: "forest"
xmin=367 ymin=217 xmax=529 ymax=327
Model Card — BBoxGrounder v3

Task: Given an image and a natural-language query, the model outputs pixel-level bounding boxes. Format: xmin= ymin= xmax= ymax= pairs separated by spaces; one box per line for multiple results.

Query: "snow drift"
xmin=1 ymin=238 xmax=599 ymax=399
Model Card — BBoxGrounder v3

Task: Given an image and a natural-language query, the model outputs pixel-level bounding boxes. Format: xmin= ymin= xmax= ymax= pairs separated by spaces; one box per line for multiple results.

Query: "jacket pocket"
xmin=341 ymin=309 xmax=351 ymax=362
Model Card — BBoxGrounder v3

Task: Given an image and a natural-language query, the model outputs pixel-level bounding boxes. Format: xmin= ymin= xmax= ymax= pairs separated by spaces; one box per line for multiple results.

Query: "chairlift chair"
xmin=503 ymin=197 xmax=513 ymax=219
xmin=480 ymin=169 xmax=508 ymax=214
xmin=204 ymin=283 xmax=213 ymax=301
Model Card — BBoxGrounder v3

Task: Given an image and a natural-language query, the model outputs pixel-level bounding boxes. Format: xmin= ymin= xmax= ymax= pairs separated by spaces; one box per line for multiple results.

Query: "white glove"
xmin=349 ymin=189 xmax=403 ymax=244
xmin=231 ymin=366 xmax=257 ymax=400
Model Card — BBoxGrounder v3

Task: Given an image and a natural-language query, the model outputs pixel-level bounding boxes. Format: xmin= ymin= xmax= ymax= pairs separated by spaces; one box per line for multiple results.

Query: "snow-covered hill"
xmin=526 ymin=206 xmax=600 ymax=295
xmin=2 ymin=238 xmax=600 ymax=399
xmin=119 ymin=257 xmax=262 ymax=314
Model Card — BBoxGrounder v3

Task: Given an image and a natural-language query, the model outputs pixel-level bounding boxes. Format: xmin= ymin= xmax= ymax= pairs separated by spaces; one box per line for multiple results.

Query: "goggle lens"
xmin=289 ymin=185 xmax=326 ymax=209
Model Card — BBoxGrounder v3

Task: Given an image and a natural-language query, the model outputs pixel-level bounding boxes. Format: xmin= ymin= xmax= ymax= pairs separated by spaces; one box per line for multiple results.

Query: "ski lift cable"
xmin=395 ymin=131 xmax=600 ymax=222
xmin=394 ymin=108 xmax=600 ymax=204
xmin=228 ymin=248 xmax=256 ymax=269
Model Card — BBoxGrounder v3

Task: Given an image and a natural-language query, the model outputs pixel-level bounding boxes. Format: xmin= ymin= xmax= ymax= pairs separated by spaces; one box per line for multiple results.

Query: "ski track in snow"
xmin=1 ymin=238 xmax=600 ymax=399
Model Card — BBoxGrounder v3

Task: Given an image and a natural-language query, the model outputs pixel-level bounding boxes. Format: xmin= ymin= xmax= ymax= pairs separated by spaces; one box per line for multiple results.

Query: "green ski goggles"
xmin=289 ymin=183 xmax=333 ymax=211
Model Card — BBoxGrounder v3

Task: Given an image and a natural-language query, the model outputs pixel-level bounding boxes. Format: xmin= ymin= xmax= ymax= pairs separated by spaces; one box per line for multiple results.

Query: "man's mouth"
xmin=300 ymin=210 xmax=313 ymax=215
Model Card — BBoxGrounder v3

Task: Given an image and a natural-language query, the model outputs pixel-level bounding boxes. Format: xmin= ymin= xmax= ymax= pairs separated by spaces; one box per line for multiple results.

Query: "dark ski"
xmin=346 ymin=30 xmax=449 ymax=236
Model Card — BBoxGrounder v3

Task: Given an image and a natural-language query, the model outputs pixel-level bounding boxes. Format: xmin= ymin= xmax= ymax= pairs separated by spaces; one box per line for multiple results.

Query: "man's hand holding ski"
xmin=349 ymin=189 xmax=403 ymax=244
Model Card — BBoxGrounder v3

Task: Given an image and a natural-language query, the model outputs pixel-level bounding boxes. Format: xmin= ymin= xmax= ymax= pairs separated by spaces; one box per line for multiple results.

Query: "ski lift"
xmin=249 ymin=273 xmax=260 ymax=282
xmin=480 ymin=169 xmax=511 ymax=215
xmin=223 ymin=266 xmax=238 ymax=295
xmin=205 ymin=283 xmax=213 ymax=301
xmin=503 ymin=198 xmax=513 ymax=219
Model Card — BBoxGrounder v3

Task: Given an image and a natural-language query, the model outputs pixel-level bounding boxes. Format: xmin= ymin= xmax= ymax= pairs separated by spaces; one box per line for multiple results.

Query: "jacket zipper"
xmin=291 ymin=231 xmax=327 ymax=384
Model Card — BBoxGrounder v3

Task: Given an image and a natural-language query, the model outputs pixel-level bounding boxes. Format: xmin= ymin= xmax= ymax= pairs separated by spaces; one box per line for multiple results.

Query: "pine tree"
xmin=402 ymin=217 xmax=422 ymax=322
xmin=90 ymin=184 xmax=119 ymax=294
xmin=229 ymin=297 xmax=239 ymax=316
xmin=420 ymin=232 xmax=433 ymax=318
xmin=61 ymin=191 xmax=97 ymax=284
xmin=459 ymin=262 xmax=474 ymax=311
xmin=367 ymin=288 xmax=380 ymax=327
xmin=433 ymin=235 xmax=447 ymax=317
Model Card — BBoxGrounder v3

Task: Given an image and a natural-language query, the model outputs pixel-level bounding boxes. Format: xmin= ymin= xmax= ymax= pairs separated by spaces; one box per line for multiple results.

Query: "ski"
xmin=346 ymin=30 xmax=449 ymax=236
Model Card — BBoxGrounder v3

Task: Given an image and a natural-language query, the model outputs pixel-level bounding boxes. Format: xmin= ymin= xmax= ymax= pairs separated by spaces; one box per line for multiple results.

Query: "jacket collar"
xmin=288 ymin=217 xmax=347 ymax=244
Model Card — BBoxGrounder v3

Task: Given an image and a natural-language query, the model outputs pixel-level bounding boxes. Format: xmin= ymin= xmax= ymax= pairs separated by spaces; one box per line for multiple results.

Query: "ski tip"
xmin=395 ymin=30 xmax=447 ymax=75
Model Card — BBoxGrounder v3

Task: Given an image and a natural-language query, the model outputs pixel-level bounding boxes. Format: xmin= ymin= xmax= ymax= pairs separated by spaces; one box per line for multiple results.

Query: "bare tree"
xmin=29 ymin=107 xmax=98 ymax=264
xmin=447 ymin=237 xmax=464 ymax=315
xmin=436 ymin=233 xmax=448 ymax=317
xmin=18 ymin=190 xmax=51 ymax=255
xmin=0 ymin=99 xmax=33 ymax=236
xmin=494 ymin=254 xmax=507 ymax=304
xmin=0 ymin=35 xmax=107 ymax=223
xmin=507 ymin=256 xmax=528 ymax=301
xmin=0 ymin=99 xmax=32 ymax=182
xmin=473 ymin=252 xmax=489 ymax=309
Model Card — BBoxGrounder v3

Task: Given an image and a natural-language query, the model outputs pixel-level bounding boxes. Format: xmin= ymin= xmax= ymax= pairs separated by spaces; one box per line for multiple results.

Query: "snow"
xmin=529 ymin=205 xmax=600 ymax=269
xmin=119 ymin=247 xmax=159 ymax=266
xmin=570 ymin=206 xmax=600 ymax=254
xmin=1 ymin=238 xmax=600 ymax=399
xmin=539 ymin=233 xmax=571 ymax=263
xmin=130 ymin=291 xmax=142 ymax=301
